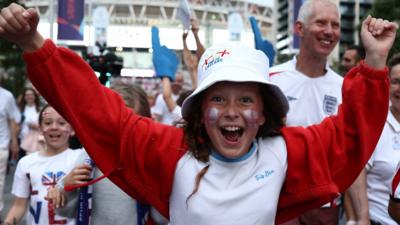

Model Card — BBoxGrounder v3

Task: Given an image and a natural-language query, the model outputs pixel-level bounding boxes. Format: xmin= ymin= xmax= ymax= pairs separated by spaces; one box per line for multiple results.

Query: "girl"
xmin=0 ymin=4 xmax=397 ymax=224
xmin=18 ymin=87 xmax=43 ymax=155
xmin=4 ymin=105 xmax=83 ymax=225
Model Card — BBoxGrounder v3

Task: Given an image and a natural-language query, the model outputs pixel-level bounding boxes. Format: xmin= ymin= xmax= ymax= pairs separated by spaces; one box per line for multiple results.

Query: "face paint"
xmin=42 ymin=110 xmax=51 ymax=118
xmin=204 ymin=107 xmax=219 ymax=126
xmin=243 ymin=109 xmax=261 ymax=128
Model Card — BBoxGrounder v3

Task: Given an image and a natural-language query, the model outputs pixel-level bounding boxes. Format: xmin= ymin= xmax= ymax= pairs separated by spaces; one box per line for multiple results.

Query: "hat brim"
xmin=181 ymin=67 xmax=289 ymax=120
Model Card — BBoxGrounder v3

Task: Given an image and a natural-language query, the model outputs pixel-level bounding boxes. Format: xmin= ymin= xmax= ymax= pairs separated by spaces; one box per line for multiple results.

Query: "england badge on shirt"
xmin=323 ymin=95 xmax=337 ymax=115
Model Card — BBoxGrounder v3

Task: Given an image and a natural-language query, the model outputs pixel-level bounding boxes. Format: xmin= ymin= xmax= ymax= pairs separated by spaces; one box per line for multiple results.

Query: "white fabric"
xmin=0 ymin=87 xmax=21 ymax=149
xmin=170 ymin=136 xmax=287 ymax=225
xmin=270 ymin=57 xmax=343 ymax=127
xmin=19 ymin=105 xmax=39 ymax=140
xmin=0 ymin=149 xmax=9 ymax=211
xmin=392 ymin=162 xmax=400 ymax=199
xmin=181 ymin=42 xmax=288 ymax=120
xmin=12 ymin=149 xmax=83 ymax=225
xmin=152 ymin=93 xmax=179 ymax=125
xmin=366 ymin=110 xmax=400 ymax=225
xmin=270 ymin=56 xmax=343 ymax=208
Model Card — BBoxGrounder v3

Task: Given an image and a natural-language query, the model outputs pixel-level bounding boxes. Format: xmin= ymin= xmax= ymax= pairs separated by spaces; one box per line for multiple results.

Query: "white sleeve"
xmin=6 ymin=95 xmax=21 ymax=123
xmin=11 ymin=159 xmax=30 ymax=198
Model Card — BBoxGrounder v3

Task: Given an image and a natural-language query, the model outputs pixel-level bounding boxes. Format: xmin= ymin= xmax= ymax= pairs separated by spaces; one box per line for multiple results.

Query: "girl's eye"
xmin=240 ymin=97 xmax=253 ymax=104
xmin=211 ymin=96 xmax=223 ymax=103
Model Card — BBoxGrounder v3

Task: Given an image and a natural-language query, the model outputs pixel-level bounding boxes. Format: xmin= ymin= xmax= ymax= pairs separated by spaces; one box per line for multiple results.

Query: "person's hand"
xmin=361 ymin=15 xmax=398 ymax=69
xmin=63 ymin=164 xmax=92 ymax=187
xmin=45 ymin=187 xmax=65 ymax=208
xmin=249 ymin=16 xmax=275 ymax=66
xmin=9 ymin=139 xmax=18 ymax=160
xmin=0 ymin=3 xmax=44 ymax=52
xmin=191 ymin=18 xmax=200 ymax=36
xmin=151 ymin=26 xmax=179 ymax=81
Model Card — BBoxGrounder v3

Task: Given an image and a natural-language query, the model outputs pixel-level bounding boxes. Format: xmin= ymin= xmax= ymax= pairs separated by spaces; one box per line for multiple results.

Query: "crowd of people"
xmin=0 ymin=0 xmax=398 ymax=225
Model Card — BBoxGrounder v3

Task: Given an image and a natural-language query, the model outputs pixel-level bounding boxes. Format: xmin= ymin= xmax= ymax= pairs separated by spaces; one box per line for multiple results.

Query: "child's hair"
xmin=19 ymin=87 xmax=40 ymax=112
xmin=38 ymin=104 xmax=51 ymax=125
xmin=183 ymin=83 xmax=286 ymax=203
xmin=111 ymin=82 xmax=151 ymax=118
xmin=176 ymin=90 xmax=194 ymax=107
xmin=389 ymin=53 xmax=400 ymax=73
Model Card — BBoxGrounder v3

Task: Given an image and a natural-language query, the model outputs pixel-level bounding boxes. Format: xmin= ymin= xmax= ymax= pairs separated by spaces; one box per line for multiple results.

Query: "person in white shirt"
xmin=4 ymin=105 xmax=82 ymax=225
xmin=152 ymin=73 xmax=184 ymax=125
xmin=350 ymin=54 xmax=400 ymax=225
xmin=270 ymin=0 xmax=343 ymax=224
xmin=0 ymin=83 xmax=20 ymax=216
xmin=18 ymin=87 xmax=42 ymax=154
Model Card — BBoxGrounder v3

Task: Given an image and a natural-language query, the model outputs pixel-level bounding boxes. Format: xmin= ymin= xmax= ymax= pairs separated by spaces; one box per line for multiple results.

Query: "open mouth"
xmin=48 ymin=134 xmax=61 ymax=140
xmin=220 ymin=126 xmax=244 ymax=142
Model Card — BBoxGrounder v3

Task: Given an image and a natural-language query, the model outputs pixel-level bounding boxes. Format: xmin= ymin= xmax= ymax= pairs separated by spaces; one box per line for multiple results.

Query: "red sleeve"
xmin=276 ymin=61 xmax=389 ymax=224
xmin=23 ymin=40 xmax=186 ymax=218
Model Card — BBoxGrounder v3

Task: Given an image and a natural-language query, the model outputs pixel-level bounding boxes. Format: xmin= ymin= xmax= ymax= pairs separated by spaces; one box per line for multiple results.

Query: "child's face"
xmin=201 ymin=82 xmax=266 ymax=159
xmin=40 ymin=107 xmax=73 ymax=152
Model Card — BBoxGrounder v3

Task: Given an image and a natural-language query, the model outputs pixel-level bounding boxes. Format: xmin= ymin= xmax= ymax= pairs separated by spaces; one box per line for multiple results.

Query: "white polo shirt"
xmin=270 ymin=57 xmax=343 ymax=127
xmin=366 ymin=109 xmax=400 ymax=225
xmin=0 ymin=87 xmax=21 ymax=150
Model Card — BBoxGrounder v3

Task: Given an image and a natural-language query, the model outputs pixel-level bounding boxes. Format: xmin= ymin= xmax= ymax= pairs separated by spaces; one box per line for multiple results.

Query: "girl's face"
xmin=201 ymin=82 xmax=266 ymax=159
xmin=390 ymin=64 xmax=400 ymax=113
xmin=24 ymin=89 xmax=36 ymax=105
xmin=40 ymin=107 xmax=73 ymax=152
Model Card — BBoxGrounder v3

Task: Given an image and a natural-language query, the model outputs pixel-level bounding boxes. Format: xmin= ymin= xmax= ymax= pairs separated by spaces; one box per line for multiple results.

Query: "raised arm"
xmin=190 ymin=18 xmax=205 ymax=60
xmin=0 ymin=4 xmax=186 ymax=218
xmin=276 ymin=16 xmax=398 ymax=223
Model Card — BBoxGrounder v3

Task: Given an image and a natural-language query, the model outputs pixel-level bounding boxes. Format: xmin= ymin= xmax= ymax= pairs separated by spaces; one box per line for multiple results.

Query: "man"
xmin=270 ymin=0 xmax=343 ymax=224
xmin=0 ymin=82 xmax=20 ymax=217
xmin=152 ymin=72 xmax=183 ymax=125
xmin=341 ymin=45 xmax=365 ymax=75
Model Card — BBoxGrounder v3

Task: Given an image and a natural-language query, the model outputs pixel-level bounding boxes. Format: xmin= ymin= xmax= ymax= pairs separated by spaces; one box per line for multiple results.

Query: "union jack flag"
xmin=41 ymin=171 xmax=66 ymax=186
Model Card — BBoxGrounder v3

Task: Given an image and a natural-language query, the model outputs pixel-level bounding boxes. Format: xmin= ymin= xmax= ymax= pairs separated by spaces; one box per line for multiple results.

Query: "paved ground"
xmin=1 ymin=163 xmax=26 ymax=224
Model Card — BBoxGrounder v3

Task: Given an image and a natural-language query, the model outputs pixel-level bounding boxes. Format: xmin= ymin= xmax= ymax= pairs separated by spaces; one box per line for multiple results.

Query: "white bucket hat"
xmin=181 ymin=41 xmax=288 ymax=120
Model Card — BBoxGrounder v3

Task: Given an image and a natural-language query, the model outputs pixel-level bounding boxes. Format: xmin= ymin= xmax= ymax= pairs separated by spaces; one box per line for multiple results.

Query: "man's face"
xmin=341 ymin=49 xmax=359 ymax=72
xmin=297 ymin=1 xmax=340 ymax=58
xmin=172 ymin=74 xmax=183 ymax=95
xmin=390 ymin=65 xmax=400 ymax=114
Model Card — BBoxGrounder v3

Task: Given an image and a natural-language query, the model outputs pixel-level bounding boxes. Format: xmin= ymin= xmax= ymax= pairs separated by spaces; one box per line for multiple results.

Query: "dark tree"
xmin=0 ymin=0 xmax=26 ymax=97
xmin=370 ymin=0 xmax=400 ymax=59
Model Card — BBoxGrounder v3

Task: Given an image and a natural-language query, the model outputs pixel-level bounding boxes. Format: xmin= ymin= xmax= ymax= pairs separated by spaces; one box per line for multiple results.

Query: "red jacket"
xmin=24 ymin=40 xmax=389 ymax=224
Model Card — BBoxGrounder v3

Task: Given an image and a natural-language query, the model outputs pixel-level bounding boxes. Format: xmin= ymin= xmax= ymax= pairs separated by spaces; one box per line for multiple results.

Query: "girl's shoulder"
xmin=258 ymin=136 xmax=287 ymax=165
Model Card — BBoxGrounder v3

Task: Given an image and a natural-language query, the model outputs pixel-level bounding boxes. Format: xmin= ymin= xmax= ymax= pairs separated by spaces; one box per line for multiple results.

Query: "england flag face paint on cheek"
xmin=204 ymin=107 xmax=220 ymax=126
xmin=243 ymin=109 xmax=261 ymax=128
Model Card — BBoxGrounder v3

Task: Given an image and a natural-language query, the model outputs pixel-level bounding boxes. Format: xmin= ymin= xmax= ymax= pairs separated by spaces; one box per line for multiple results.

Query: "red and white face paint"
xmin=40 ymin=107 xmax=73 ymax=154
xmin=201 ymin=82 xmax=266 ymax=159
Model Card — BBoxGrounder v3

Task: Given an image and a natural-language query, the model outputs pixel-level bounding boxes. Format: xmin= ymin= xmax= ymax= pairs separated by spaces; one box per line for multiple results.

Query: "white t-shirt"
xmin=270 ymin=57 xmax=343 ymax=127
xmin=366 ymin=110 xmax=400 ymax=225
xmin=19 ymin=105 xmax=40 ymax=140
xmin=12 ymin=149 xmax=84 ymax=225
xmin=270 ymin=57 xmax=343 ymax=207
xmin=152 ymin=93 xmax=179 ymax=125
xmin=170 ymin=137 xmax=287 ymax=225
xmin=0 ymin=87 xmax=21 ymax=149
